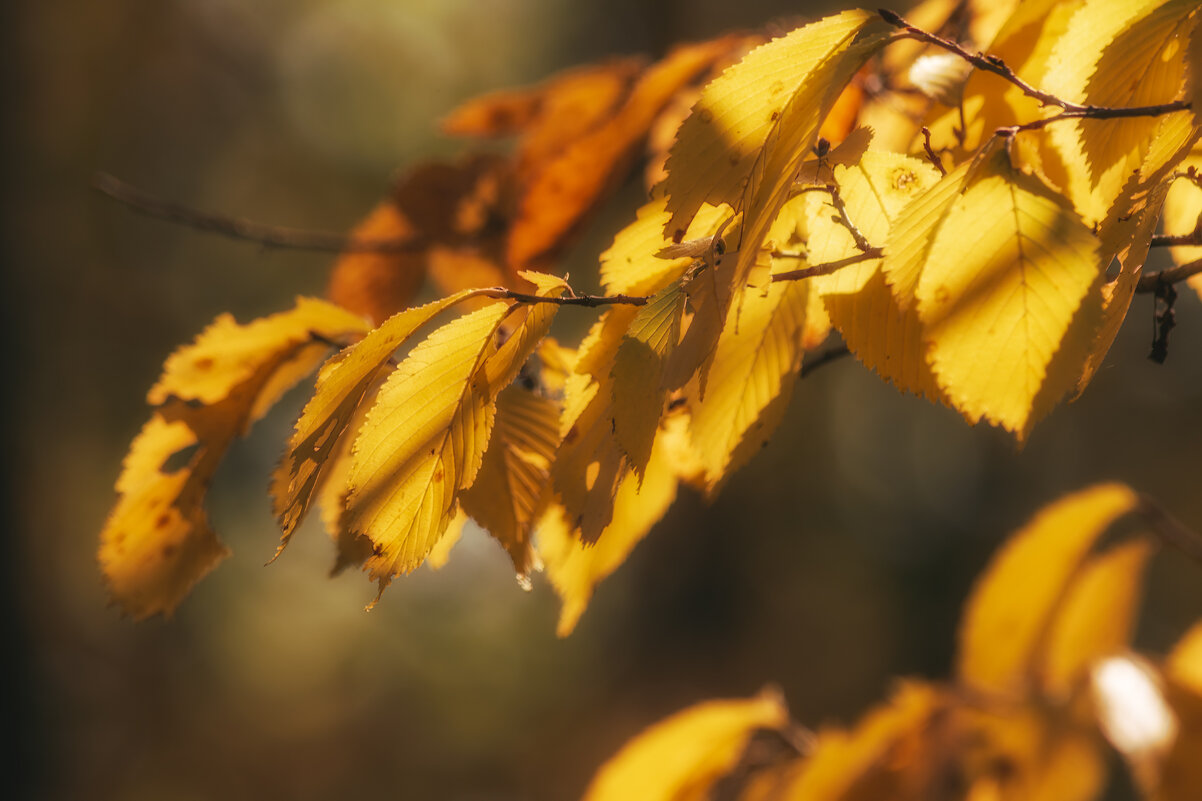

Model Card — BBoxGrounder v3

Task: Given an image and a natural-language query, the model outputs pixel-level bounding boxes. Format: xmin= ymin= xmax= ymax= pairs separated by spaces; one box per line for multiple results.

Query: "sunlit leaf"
xmin=957 ymin=483 xmax=1141 ymax=696
xmin=581 ymin=690 xmax=788 ymax=801
xmin=101 ymin=299 xmax=370 ymax=618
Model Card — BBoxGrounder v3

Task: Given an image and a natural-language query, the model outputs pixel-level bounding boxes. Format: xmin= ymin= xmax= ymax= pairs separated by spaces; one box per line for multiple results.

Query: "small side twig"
xmin=801 ymin=345 xmax=852 ymax=378
xmin=1138 ymin=494 xmax=1202 ymax=563
xmin=879 ymin=9 xmax=1189 ymax=120
xmin=1135 ymin=257 xmax=1202 ymax=292
xmin=772 ymin=248 xmax=882 ymax=282
xmin=1148 ymin=277 xmax=1177 ymax=364
xmin=920 ymin=127 xmax=947 ymax=175
xmin=93 ymin=172 xmax=425 ymax=254
xmin=827 ymin=182 xmax=873 ymax=252
xmin=479 ymin=287 xmax=649 ymax=308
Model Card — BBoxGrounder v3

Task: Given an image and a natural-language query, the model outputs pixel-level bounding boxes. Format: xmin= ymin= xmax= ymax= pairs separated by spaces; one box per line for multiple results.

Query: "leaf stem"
xmin=771 ymin=248 xmax=882 ymax=282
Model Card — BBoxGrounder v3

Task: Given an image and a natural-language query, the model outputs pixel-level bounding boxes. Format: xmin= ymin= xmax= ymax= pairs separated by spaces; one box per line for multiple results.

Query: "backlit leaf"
xmin=101 ymin=299 xmax=370 ymax=618
xmin=581 ymin=690 xmax=788 ymax=801
xmin=912 ymin=141 xmax=1104 ymax=439
xmin=273 ymin=290 xmax=486 ymax=550
xmin=539 ymin=424 xmax=680 ymax=636
xmin=957 ymin=483 xmax=1140 ymax=696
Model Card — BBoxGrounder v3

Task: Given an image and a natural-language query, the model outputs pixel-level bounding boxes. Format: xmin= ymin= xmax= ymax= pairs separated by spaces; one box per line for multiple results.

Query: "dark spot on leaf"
xmin=162 ymin=544 xmax=177 ymax=558
xmin=154 ymin=513 xmax=172 ymax=530
xmin=672 ymin=228 xmax=686 ymax=244
xmin=769 ymin=109 xmax=780 ymax=122
xmin=698 ymin=108 xmax=713 ymax=124
xmin=728 ymin=152 xmax=740 ymax=165
xmin=193 ymin=357 xmax=215 ymax=371
xmin=433 ymin=467 xmax=444 ymax=483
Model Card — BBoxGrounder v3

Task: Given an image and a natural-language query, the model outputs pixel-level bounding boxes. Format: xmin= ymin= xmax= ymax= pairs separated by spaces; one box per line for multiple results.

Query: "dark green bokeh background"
xmin=4 ymin=1 xmax=1202 ymax=799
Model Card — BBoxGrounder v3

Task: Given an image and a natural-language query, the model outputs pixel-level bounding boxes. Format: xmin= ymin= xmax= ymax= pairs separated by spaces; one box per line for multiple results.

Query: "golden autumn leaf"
xmin=539 ymin=422 xmax=681 ymax=636
xmin=1044 ymin=0 xmax=1195 ymax=221
xmin=273 ymin=289 xmax=489 ymax=550
xmin=909 ymin=140 xmax=1104 ymax=439
xmin=580 ymin=690 xmax=788 ymax=801
xmin=663 ymin=10 xmax=892 ymax=306
xmin=686 ymin=279 xmax=810 ymax=497
xmin=956 ymin=482 xmax=1141 ymax=696
xmin=810 ymin=150 xmax=944 ymax=398
xmin=341 ymin=274 xmax=564 ymax=594
xmin=459 ymin=382 xmax=560 ymax=576
xmin=100 ymin=298 xmax=371 ymax=618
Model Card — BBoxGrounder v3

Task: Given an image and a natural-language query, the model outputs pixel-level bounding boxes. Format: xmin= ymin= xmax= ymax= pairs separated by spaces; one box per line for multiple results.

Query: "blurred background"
xmin=4 ymin=1 xmax=1202 ymax=799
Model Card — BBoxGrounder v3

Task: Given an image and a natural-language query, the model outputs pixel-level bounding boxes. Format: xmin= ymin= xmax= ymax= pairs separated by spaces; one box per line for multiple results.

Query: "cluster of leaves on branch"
xmin=578 ymin=484 xmax=1202 ymax=801
xmin=100 ymin=0 xmax=1202 ymax=631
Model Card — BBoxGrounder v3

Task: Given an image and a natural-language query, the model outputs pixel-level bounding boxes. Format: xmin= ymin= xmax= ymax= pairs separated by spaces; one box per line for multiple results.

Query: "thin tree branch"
xmin=1135 ymin=257 xmax=1202 ymax=293
xmin=801 ymin=345 xmax=851 ymax=378
xmin=879 ymin=9 xmax=1190 ymax=119
xmin=1138 ymin=494 xmax=1202 ymax=563
xmin=479 ymin=287 xmax=649 ymax=307
xmin=1150 ymin=231 xmax=1202 ymax=248
xmin=93 ymin=172 xmax=426 ymax=254
xmin=771 ymin=249 xmax=882 ymax=282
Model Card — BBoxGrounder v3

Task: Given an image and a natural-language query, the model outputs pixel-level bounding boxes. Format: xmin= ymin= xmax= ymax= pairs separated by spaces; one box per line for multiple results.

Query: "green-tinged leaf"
xmin=581 ymin=691 xmax=788 ymax=801
xmin=957 ymin=483 xmax=1140 ymax=696
xmin=913 ymin=142 xmax=1104 ymax=439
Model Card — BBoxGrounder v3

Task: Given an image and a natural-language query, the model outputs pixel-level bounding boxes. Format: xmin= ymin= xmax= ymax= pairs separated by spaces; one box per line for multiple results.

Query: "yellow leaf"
xmin=343 ymin=276 xmax=562 ymax=593
xmin=662 ymin=10 xmax=892 ymax=317
xmin=539 ymin=425 xmax=680 ymax=636
xmin=99 ymin=413 xmax=228 ymax=620
xmin=600 ymin=199 xmax=728 ymax=296
xmin=1041 ymin=540 xmax=1154 ymax=698
xmin=957 ymin=483 xmax=1140 ymax=697
xmin=688 ymin=279 xmax=809 ymax=496
xmin=1075 ymin=257 xmax=1144 ymax=396
xmin=459 ymin=383 xmax=560 ymax=575
xmin=1045 ymin=0 xmax=1194 ymax=220
xmin=913 ymin=142 xmax=1104 ymax=439
xmin=273 ymin=290 xmax=486 ymax=550
xmin=581 ymin=690 xmax=788 ymax=801
xmin=426 ymin=506 xmax=468 ymax=571
xmin=101 ymin=299 xmax=368 ymax=618
xmin=1167 ymin=620 xmax=1202 ymax=696
xmin=782 ymin=681 xmax=944 ymax=801
xmin=809 ymin=151 xmax=944 ymax=398
xmin=342 ymin=302 xmax=511 ymax=591
xmin=611 ymin=283 xmax=686 ymax=476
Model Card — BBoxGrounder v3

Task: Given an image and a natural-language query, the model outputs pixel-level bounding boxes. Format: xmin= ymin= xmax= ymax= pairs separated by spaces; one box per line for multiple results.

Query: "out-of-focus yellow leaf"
xmin=912 ymin=142 xmax=1104 ymax=439
xmin=1162 ymin=145 xmax=1202 ymax=296
xmin=580 ymin=690 xmax=788 ymax=801
xmin=1167 ymin=621 xmax=1202 ymax=695
xmin=1045 ymin=0 xmax=1194 ymax=221
xmin=459 ymin=382 xmax=560 ymax=575
xmin=688 ymin=279 xmax=809 ymax=497
xmin=957 ymin=483 xmax=1140 ymax=696
xmin=663 ymin=10 xmax=891 ymax=315
xmin=810 ymin=151 xmax=943 ymax=397
xmin=781 ymin=681 xmax=944 ymax=801
xmin=539 ymin=425 xmax=680 ymax=636
xmin=273 ymin=290 xmax=485 ymax=550
xmin=1041 ymin=540 xmax=1154 ymax=698
xmin=101 ymin=299 xmax=370 ymax=618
